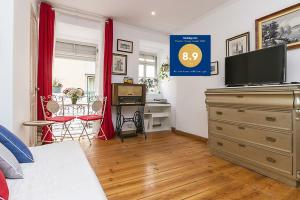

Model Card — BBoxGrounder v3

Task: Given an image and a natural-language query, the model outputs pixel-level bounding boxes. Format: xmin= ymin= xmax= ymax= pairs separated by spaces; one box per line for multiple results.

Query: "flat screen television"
xmin=225 ymin=44 xmax=287 ymax=86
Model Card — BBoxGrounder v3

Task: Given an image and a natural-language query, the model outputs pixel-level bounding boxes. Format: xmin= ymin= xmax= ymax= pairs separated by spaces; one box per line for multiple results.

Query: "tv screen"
xmin=225 ymin=45 xmax=286 ymax=86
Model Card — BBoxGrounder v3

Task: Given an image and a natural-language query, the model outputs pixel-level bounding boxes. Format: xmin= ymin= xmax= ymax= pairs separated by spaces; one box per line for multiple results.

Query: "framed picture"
xmin=256 ymin=3 xmax=300 ymax=50
xmin=226 ymin=32 xmax=250 ymax=57
xmin=117 ymin=39 xmax=133 ymax=53
xmin=211 ymin=61 xmax=219 ymax=75
xmin=112 ymin=53 xmax=127 ymax=75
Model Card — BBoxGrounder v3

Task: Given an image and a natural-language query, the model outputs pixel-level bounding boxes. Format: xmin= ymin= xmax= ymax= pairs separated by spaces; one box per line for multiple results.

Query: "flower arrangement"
xmin=63 ymin=88 xmax=84 ymax=104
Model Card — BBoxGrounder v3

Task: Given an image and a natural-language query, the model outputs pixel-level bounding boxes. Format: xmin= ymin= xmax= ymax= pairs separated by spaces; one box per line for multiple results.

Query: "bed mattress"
xmin=7 ymin=141 xmax=107 ymax=200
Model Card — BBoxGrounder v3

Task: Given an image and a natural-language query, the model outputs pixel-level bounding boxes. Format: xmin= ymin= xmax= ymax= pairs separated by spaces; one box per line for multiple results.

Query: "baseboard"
xmin=172 ymin=127 xmax=208 ymax=143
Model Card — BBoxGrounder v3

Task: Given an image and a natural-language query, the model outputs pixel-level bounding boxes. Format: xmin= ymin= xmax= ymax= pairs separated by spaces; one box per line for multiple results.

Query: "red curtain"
xmin=37 ymin=2 xmax=55 ymax=143
xmin=100 ymin=18 xmax=115 ymax=140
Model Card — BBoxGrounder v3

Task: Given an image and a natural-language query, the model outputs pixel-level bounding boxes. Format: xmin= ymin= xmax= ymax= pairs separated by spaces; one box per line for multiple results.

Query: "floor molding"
xmin=172 ymin=127 xmax=208 ymax=143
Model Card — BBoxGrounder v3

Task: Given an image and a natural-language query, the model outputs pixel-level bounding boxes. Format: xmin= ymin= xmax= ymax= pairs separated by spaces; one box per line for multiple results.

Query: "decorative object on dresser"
xmin=256 ymin=3 xmax=300 ymax=50
xmin=211 ymin=61 xmax=219 ymax=75
xmin=112 ymin=53 xmax=127 ymax=75
xmin=226 ymin=32 xmax=250 ymax=57
xmin=205 ymin=85 xmax=300 ymax=186
xmin=123 ymin=76 xmax=133 ymax=84
xmin=117 ymin=39 xmax=133 ymax=53
xmin=112 ymin=83 xmax=146 ymax=142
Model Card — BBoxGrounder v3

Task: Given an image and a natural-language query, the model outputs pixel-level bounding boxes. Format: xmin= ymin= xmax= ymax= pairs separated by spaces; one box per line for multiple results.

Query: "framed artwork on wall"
xmin=117 ymin=39 xmax=133 ymax=53
xmin=112 ymin=53 xmax=127 ymax=75
xmin=226 ymin=32 xmax=250 ymax=57
xmin=256 ymin=3 xmax=300 ymax=50
xmin=211 ymin=61 xmax=219 ymax=75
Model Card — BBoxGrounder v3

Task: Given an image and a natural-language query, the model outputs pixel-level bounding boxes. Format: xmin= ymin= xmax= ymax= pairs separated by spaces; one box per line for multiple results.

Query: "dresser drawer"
xmin=209 ymin=107 xmax=292 ymax=130
xmin=205 ymin=92 xmax=294 ymax=109
xmin=209 ymin=121 xmax=292 ymax=153
xmin=210 ymin=136 xmax=293 ymax=175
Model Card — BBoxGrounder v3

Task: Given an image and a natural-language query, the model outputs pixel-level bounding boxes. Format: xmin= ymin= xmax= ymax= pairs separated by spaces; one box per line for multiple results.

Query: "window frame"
xmin=138 ymin=52 xmax=157 ymax=79
xmin=85 ymin=74 xmax=96 ymax=97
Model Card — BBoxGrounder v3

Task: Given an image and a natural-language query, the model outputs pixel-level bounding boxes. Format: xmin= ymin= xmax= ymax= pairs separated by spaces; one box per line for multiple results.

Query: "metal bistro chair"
xmin=40 ymin=95 xmax=76 ymax=142
xmin=78 ymin=96 xmax=108 ymax=144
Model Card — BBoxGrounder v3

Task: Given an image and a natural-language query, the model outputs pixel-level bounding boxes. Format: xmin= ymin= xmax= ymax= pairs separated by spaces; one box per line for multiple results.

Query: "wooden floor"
xmin=81 ymin=132 xmax=300 ymax=200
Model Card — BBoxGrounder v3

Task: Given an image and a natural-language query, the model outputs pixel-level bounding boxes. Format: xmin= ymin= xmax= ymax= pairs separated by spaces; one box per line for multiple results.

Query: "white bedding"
xmin=7 ymin=141 xmax=107 ymax=200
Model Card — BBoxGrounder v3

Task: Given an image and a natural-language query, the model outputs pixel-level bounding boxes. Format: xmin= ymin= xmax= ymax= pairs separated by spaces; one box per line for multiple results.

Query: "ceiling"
xmin=47 ymin=0 xmax=230 ymax=33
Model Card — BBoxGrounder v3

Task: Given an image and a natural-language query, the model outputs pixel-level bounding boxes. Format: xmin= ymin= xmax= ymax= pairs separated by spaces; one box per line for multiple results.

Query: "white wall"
xmin=113 ymin=22 xmax=169 ymax=83
xmin=112 ymin=22 xmax=169 ymax=129
xmin=0 ymin=0 xmax=14 ymax=130
xmin=12 ymin=0 xmax=34 ymax=144
xmin=174 ymin=0 xmax=300 ymax=138
xmin=0 ymin=0 xmax=36 ymax=144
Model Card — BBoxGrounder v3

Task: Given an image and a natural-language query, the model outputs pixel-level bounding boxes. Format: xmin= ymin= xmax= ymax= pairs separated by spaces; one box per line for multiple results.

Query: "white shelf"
xmin=145 ymin=103 xmax=171 ymax=107
xmin=144 ymin=112 xmax=169 ymax=118
xmin=144 ymin=103 xmax=171 ymax=133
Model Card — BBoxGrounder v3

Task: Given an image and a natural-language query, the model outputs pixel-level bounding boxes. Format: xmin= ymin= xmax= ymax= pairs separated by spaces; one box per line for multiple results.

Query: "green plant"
xmin=138 ymin=78 xmax=159 ymax=93
xmin=159 ymin=63 xmax=170 ymax=80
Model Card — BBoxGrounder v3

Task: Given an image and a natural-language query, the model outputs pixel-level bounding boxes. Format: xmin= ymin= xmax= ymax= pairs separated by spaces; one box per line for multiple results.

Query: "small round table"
xmin=23 ymin=120 xmax=55 ymax=145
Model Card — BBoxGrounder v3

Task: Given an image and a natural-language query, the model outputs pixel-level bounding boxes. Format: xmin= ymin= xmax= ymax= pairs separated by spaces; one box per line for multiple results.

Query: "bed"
xmin=6 ymin=141 xmax=107 ymax=200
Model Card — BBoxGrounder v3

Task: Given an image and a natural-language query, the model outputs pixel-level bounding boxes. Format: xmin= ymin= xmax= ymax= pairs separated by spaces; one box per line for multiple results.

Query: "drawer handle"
xmin=216 ymin=126 xmax=223 ymax=131
xmin=265 ymin=137 xmax=277 ymax=143
xmin=216 ymin=111 xmax=223 ymax=115
xmin=217 ymin=142 xmax=223 ymax=146
xmin=236 ymin=95 xmax=244 ymax=98
xmin=266 ymin=157 xmax=276 ymax=163
xmin=238 ymin=126 xmax=245 ymax=130
xmin=237 ymin=109 xmax=245 ymax=113
xmin=238 ymin=143 xmax=246 ymax=148
xmin=265 ymin=117 xmax=276 ymax=122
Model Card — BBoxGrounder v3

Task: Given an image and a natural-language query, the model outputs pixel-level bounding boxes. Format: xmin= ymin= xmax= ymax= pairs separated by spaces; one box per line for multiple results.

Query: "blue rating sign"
xmin=170 ymin=35 xmax=211 ymax=76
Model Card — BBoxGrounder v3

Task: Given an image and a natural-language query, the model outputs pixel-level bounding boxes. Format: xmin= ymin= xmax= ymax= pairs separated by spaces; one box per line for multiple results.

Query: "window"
xmin=86 ymin=74 xmax=95 ymax=97
xmin=52 ymin=39 xmax=97 ymax=96
xmin=138 ymin=53 xmax=159 ymax=93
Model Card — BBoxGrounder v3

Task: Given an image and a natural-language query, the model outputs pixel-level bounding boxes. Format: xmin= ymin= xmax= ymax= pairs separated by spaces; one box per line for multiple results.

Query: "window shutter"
xmin=55 ymin=39 xmax=97 ymax=61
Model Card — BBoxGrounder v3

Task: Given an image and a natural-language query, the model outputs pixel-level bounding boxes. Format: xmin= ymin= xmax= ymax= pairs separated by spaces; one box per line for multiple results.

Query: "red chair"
xmin=40 ymin=95 xmax=76 ymax=142
xmin=78 ymin=96 xmax=107 ymax=144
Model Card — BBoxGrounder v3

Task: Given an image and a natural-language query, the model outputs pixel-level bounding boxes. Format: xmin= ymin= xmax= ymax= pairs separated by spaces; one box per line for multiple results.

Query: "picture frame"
xmin=211 ymin=61 xmax=219 ymax=75
xmin=226 ymin=32 xmax=250 ymax=57
xmin=117 ymin=39 xmax=133 ymax=53
xmin=256 ymin=3 xmax=300 ymax=50
xmin=112 ymin=53 xmax=127 ymax=75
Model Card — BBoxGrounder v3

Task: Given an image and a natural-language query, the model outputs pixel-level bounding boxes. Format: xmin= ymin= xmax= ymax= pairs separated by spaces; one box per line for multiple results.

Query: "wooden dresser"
xmin=205 ymin=85 xmax=300 ymax=186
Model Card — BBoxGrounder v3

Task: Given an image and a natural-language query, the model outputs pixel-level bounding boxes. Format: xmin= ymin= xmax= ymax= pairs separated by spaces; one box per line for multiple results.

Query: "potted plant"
xmin=159 ymin=63 xmax=170 ymax=81
xmin=63 ymin=88 xmax=85 ymax=104
xmin=138 ymin=78 xmax=159 ymax=93
xmin=52 ymin=79 xmax=63 ymax=93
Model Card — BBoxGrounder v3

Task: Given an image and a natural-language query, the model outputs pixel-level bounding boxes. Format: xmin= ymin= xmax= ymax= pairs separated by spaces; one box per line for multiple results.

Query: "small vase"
xmin=71 ymin=97 xmax=78 ymax=104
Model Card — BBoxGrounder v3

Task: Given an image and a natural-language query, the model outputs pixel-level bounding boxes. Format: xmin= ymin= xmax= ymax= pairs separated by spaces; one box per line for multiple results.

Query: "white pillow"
xmin=0 ymin=143 xmax=23 ymax=179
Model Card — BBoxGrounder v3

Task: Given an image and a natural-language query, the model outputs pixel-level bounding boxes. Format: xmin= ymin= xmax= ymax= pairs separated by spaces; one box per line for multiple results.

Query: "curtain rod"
xmin=40 ymin=1 xmax=107 ymax=23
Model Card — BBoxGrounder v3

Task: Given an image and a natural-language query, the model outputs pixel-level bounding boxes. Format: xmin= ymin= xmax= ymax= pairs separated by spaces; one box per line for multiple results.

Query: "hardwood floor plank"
xmin=81 ymin=132 xmax=300 ymax=200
